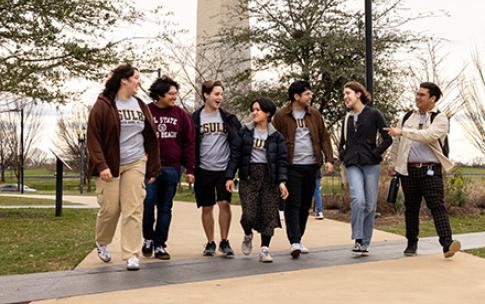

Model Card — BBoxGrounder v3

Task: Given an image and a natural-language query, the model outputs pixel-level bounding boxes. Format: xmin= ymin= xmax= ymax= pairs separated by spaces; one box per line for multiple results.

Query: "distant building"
xmin=196 ymin=0 xmax=251 ymax=105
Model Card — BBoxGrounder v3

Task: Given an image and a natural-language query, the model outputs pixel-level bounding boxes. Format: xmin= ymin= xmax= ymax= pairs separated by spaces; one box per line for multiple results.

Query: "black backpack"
xmin=402 ymin=110 xmax=449 ymax=157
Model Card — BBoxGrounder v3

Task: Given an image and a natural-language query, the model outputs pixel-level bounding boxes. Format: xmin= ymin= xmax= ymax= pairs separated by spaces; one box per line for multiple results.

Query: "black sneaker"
xmin=404 ymin=241 xmax=418 ymax=257
xmin=219 ymin=240 xmax=235 ymax=258
xmin=142 ymin=239 xmax=154 ymax=257
xmin=154 ymin=246 xmax=171 ymax=260
xmin=203 ymin=241 xmax=216 ymax=256
xmin=443 ymin=240 xmax=461 ymax=258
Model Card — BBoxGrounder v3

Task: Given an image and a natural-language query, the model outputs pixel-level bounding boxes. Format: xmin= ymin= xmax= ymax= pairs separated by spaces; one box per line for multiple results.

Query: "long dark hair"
xmin=344 ymin=81 xmax=372 ymax=104
xmin=102 ymin=64 xmax=138 ymax=100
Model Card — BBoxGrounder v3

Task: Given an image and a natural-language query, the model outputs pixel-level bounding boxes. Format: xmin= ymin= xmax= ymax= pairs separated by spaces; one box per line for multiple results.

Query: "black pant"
xmin=285 ymin=165 xmax=318 ymax=244
xmin=400 ymin=166 xmax=453 ymax=248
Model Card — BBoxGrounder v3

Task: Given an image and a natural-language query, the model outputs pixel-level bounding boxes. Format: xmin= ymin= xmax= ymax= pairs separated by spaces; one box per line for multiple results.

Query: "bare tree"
xmin=406 ymin=39 xmax=465 ymax=119
xmin=457 ymin=52 xmax=485 ymax=157
xmin=0 ymin=100 xmax=46 ymax=185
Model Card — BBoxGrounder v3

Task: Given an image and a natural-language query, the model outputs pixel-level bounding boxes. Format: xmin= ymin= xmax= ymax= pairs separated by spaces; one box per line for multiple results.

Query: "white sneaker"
xmin=259 ymin=246 xmax=273 ymax=263
xmin=279 ymin=210 xmax=285 ymax=221
xmin=96 ymin=242 xmax=111 ymax=263
xmin=126 ymin=256 xmax=140 ymax=271
xmin=315 ymin=212 xmax=324 ymax=220
xmin=241 ymin=234 xmax=253 ymax=256
xmin=290 ymin=243 xmax=301 ymax=259
xmin=300 ymin=243 xmax=309 ymax=254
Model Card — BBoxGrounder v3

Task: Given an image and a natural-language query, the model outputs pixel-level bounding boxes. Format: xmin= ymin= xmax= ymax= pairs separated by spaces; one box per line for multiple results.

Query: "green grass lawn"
xmin=377 ymin=215 xmax=485 ymax=259
xmin=0 ymin=208 xmax=97 ymax=275
xmin=376 ymin=215 xmax=485 ymax=237
xmin=465 ymin=248 xmax=485 ymax=258
xmin=0 ymin=196 xmax=79 ymax=206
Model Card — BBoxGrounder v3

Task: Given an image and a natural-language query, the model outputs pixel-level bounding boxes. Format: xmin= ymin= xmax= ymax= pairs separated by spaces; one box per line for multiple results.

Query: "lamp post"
xmin=77 ymin=125 xmax=86 ymax=194
xmin=365 ymin=0 xmax=373 ymax=97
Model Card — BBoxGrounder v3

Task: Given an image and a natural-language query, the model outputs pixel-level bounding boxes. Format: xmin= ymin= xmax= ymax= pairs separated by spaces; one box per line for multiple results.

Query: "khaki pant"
xmin=95 ymin=157 xmax=147 ymax=260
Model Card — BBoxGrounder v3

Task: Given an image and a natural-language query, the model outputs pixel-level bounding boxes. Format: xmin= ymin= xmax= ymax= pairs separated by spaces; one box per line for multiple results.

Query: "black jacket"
xmin=338 ymin=105 xmax=392 ymax=166
xmin=192 ymin=106 xmax=242 ymax=169
xmin=226 ymin=122 xmax=288 ymax=186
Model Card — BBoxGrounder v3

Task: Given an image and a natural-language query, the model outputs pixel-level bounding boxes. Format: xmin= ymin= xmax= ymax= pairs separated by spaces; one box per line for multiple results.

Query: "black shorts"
xmin=194 ymin=168 xmax=232 ymax=207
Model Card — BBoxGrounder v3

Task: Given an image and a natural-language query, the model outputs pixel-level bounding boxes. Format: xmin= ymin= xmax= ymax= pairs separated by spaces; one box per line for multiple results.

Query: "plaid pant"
xmin=400 ymin=165 xmax=453 ymax=248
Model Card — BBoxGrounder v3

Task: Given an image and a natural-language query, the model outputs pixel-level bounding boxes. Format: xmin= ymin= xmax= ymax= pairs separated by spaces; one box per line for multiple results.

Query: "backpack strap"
xmin=343 ymin=113 xmax=350 ymax=143
xmin=401 ymin=110 xmax=413 ymax=127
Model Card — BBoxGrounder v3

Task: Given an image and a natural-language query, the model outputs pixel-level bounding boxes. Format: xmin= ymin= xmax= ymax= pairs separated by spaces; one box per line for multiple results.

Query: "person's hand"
xmin=186 ymin=174 xmax=195 ymax=185
xmin=279 ymin=182 xmax=289 ymax=200
xmin=147 ymin=177 xmax=156 ymax=184
xmin=384 ymin=127 xmax=402 ymax=137
xmin=324 ymin=162 xmax=334 ymax=175
xmin=388 ymin=166 xmax=396 ymax=176
xmin=226 ymin=180 xmax=234 ymax=193
xmin=100 ymin=168 xmax=113 ymax=182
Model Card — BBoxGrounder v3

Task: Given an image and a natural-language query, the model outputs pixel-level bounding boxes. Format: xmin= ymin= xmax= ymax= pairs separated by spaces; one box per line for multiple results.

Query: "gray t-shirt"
xmin=199 ymin=109 xmax=230 ymax=171
xmin=292 ymin=109 xmax=317 ymax=165
xmin=250 ymin=128 xmax=268 ymax=164
xmin=408 ymin=113 xmax=439 ymax=163
xmin=116 ymin=97 xmax=146 ymax=165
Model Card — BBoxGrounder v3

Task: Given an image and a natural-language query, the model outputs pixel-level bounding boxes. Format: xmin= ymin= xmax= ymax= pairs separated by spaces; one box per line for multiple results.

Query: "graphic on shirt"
xmin=252 ymin=138 xmax=266 ymax=150
xmin=153 ymin=116 xmax=178 ymax=139
xmin=296 ymin=118 xmax=307 ymax=128
xmin=118 ymin=109 xmax=145 ymax=125
xmin=200 ymin=122 xmax=227 ymax=135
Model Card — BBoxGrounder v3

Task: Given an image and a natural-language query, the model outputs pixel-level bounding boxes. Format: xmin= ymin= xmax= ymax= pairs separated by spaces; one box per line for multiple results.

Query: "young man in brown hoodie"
xmin=273 ymin=80 xmax=334 ymax=258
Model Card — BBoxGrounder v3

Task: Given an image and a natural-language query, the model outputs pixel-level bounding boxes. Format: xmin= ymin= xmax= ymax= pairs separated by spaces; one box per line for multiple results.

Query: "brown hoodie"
xmin=272 ymin=103 xmax=334 ymax=165
xmin=86 ymin=95 xmax=160 ymax=178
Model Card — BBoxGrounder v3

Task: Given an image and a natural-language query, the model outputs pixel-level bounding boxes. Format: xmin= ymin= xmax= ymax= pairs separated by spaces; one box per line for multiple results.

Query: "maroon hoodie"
xmin=148 ymin=103 xmax=196 ymax=175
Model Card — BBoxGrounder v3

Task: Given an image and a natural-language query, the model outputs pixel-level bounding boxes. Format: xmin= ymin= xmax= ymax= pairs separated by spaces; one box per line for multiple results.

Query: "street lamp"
xmin=365 ymin=0 xmax=373 ymax=98
xmin=76 ymin=124 xmax=86 ymax=194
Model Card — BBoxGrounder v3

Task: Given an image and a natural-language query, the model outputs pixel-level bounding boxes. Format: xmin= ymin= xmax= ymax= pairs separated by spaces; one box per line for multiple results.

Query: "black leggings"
xmin=244 ymin=228 xmax=272 ymax=247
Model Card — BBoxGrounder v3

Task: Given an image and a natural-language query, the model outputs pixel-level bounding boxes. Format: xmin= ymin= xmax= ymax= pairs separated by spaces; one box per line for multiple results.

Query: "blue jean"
xmin=314 ymin=178 xmax=323 ymax=213
xmin=346 ymin=164 xmax=380 ymax=246
xmin=142 ymin=167 xmax=181 ymax=248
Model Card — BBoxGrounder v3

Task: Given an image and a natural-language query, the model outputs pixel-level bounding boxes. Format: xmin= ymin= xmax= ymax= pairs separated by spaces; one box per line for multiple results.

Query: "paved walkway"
xmin=1 ymin=194 xmax=484 ymax=304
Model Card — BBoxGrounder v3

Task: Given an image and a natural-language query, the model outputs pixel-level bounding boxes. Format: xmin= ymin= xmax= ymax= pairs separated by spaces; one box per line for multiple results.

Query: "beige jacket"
xmin=389 ymin=107 xmax=454 ymax=176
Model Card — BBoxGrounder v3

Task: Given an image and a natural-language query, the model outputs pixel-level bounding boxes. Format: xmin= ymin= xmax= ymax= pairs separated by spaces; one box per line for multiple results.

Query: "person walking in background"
xmin=273 ymin=80 xmax=334 ymax=259
xmin=225 ymin=97 xmax=289 ymax=263
xmin=141 ymin=76 xmax=195 ymax=260
xmin=87 ymin=64 xmax=160 ymax=271
xmin=313 ymin=167 xmax=324 ymax=220
xmin=339 ymin=81 xmax=392 ymax=256
xmin=385 ymin=82 xmax=461 ymax=258
xmin=192 ymin=80 xmax=242 ymax=257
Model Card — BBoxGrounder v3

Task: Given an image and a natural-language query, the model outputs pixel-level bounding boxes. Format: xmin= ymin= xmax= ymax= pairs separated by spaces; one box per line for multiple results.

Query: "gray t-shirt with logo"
xmin=292 ymin=109 xmax=317 ymax=165
xmin=408 ymin=113 xmax=439 ymax=163
xmin=250 ymin=128 xmax=268 ymax=164
xmin=199 ymin=109 xmax=230 ymax=171
xmin=116 ymin=97 xmax=146 ymax=165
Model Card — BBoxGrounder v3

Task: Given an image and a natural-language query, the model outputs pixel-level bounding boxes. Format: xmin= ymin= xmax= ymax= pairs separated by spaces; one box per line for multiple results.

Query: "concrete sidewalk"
xmin=1 ymin=194 xmax=484 ymax=304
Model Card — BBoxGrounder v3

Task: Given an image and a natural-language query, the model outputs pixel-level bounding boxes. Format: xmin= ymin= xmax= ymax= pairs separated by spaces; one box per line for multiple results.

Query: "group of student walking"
xmin=87 ymin=64 xmax=461 ymax=271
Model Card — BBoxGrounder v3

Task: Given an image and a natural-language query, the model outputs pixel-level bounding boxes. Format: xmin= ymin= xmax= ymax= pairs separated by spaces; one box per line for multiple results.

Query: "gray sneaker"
xmin=96 ymin=242 xmax=111 ymax=263
xmin=203 ymin=241 xmax=216 ymax=256
xmin=259 ymin=247 xmax=273 ymax=263
xmin=219 ymin=240 xmax=235 ymax=258
xmin=241 ymin=234 xmax=253 ymax=256
xmin=352 ymin=242 xmax=363 ymax=255
xmin=361 ymin=245 xmax=370 ymax=256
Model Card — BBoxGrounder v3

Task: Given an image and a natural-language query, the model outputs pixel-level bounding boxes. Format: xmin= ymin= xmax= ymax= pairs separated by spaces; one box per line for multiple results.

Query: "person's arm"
xmin=338 ymin=116 xmax=346 ymax=161
xmin=86 ymin=101 xmax=109 ymax=175
xmin=181 ymin=110 xmax=196 ymax=176
xmin=225 ymin=127 xmax=243 ymax=181
xmin=319 ymin=114 xmax=334 ymax=164
xmin=374 ymin=110 xmax=393 ymax=156
xmin=401 ymin=113 xmax=448 ymax=143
